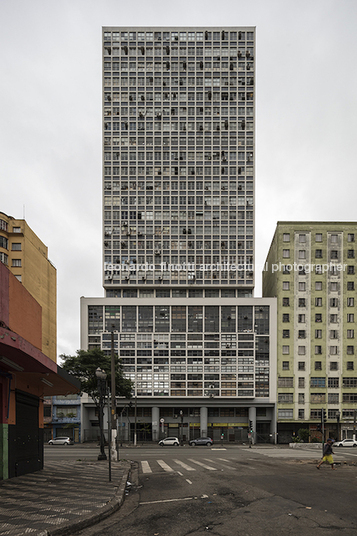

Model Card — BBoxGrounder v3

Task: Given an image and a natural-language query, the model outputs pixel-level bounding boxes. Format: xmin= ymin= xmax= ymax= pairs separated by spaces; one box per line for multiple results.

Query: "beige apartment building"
xmin=263 ymin=222 xmax=357 ymax=442
xmin=0 ymin=211 xmax=57 ymax=362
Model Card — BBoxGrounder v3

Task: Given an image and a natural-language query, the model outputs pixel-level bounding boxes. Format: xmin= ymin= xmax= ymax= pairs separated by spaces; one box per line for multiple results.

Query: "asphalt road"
xmin=69 ymin=445 xmax=357 ymax=536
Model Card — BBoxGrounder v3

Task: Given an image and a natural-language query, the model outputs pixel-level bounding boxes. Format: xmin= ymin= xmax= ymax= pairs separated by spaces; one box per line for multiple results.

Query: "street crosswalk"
xmin=140 ymin=457 xmax=234 ymax=475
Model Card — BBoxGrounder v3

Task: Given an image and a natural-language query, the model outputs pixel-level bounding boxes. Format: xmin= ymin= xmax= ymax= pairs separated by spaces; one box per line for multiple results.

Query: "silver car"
xmin=158 ymin=437 xmax=180 ymax=446
xmin=334 ymin=438 xmax=357 ymax=447
xmin=189 ymin=437 xmax=213 ymax=446
xmin=48 ymin=437 xmax=74 ymax=445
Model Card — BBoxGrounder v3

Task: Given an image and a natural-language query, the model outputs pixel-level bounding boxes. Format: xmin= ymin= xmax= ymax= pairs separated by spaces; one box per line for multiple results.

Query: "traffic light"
xmin=249 ymin=420 xmax=253 ymax=433
xmin=316 ymin=424 xmax=322 ymax=433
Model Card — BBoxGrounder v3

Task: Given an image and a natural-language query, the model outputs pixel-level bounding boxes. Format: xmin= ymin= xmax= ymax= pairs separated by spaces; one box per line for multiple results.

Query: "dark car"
xmin=189 ymin=437 xmax=213 ymax=446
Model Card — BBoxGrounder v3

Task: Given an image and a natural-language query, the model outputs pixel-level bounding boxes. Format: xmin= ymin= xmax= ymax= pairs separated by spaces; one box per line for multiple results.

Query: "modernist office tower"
xmin=80 ymin=28 xmax=277 ymax=443
xmin=263 ymin=222 xmax=357 ymax=443
xmin=102 ymin=27 xmax=255 ymax=289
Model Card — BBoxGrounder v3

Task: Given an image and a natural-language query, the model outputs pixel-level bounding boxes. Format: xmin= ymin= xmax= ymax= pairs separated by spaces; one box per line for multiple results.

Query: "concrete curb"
xmin=289 ymin=443 xmax=322 ymax=449
xmin=46 ymin=461 xmax=131 ymax=536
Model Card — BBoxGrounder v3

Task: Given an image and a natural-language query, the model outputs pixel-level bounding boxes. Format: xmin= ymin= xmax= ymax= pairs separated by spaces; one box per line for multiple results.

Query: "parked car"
xmin=158 ymin=437 xmax=180 ymax=446
xmin=333 ymin=438 xmax=357 ymax=447
xmin=48 ymin=437 xmax=74 ymax=445
xmin=189 ymin=437 xmax=213 ymax=447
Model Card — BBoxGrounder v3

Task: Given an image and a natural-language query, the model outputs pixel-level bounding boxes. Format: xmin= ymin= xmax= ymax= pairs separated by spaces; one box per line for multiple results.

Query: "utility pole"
xmin=321 ymin=408 xmax=326 ymax=456
xmin=110 ymin=328 xmax=117 ymax=460
xmin=336 ymin=411 xmax=340 ymax=442
xmin=134 ymin=396 xmax=137 ymax=446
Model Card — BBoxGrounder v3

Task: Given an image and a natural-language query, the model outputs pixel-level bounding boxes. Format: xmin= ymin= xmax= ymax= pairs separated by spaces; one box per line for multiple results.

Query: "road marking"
xmin=218 ymin=458 xmax=230 ymax=463
xmin=141 ymin=461 xmax=152 ymax=474
xmin=157 ymin=459 xmax=174 ymax=472
xmin=174 ymin=459 xmax=196 ymax=471
xmin=140 ymin=495 xmax=208 ymax=505
xmin=211 ymin=448 xmax=226 ymax=451
xmin=186 ymin=479 xmax=193 ymax=484
xmin=188 ymin=459 xmax=217 ymax=471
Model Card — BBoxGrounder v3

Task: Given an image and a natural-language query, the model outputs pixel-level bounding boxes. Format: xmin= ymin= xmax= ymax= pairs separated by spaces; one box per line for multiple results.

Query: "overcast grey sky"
xmin=1 ymin=0 xmax=356 ymax=358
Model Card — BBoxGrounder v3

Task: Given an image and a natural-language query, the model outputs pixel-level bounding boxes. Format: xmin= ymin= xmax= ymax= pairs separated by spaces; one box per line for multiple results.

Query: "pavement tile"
xmin=0 ymin=460 xmax=130 ymax=536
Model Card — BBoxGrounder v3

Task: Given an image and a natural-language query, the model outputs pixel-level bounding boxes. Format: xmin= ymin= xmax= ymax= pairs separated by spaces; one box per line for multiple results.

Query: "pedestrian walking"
xmin=317 ymin=438 xmax=335 ymax=470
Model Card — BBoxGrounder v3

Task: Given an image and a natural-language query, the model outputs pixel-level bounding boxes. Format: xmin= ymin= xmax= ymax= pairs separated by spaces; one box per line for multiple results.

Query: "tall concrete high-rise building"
xmin=263 ymin=222 xmax=357 ymax=443
xmin=80 ymin=27 xmax=277 ymax=444
xmin=102 ymin=27 xmax=255 ymax=290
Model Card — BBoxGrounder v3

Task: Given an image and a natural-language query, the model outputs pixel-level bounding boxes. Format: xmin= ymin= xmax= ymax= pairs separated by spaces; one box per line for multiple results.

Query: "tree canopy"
xmin=60 ymin=348 xmax=133 ymax=405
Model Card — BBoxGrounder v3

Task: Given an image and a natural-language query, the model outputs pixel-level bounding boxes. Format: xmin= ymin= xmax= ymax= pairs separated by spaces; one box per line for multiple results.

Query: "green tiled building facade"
xmin=263 ymin=222 xmax=357 ymax=443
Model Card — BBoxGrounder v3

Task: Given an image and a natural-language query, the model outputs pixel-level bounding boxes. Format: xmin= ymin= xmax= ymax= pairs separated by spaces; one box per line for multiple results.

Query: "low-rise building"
xmin=80 ymin=295 xmax=277 ymax=443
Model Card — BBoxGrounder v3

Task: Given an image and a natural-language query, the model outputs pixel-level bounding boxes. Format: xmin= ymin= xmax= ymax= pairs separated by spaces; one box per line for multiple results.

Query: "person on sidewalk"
xmin=317 ymin=438 xmax=335 ymax=470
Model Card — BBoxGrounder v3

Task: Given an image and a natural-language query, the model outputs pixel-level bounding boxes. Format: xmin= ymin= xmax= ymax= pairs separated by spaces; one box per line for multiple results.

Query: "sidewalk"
xmin=0 ymin=460 xmax=131 ymax=536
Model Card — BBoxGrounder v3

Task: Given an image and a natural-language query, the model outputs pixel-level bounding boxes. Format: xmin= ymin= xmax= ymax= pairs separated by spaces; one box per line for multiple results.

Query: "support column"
xmin=200 ymin=407 xmax=208 ymax=437
xmin=249 ymin=406 xmax=256 ymax=444
xmin=152 ymin=406 xmax=160 ymax=442
xmin=270 ymin=405 xmax=277 ymax=444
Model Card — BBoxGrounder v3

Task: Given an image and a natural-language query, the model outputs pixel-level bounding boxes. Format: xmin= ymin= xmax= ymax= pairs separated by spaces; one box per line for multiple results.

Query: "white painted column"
xmin=200 ymin=406 xmax=208 ymax=437
xmin=152 ymin=406 xmax=160 ymax=442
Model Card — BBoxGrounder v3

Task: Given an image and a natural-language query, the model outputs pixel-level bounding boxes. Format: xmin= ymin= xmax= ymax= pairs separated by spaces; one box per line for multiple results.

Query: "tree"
xmin=297 ymin=428 xmax=310 ymax=443
xmin=60 ymin=349 xmax=133 ymax=407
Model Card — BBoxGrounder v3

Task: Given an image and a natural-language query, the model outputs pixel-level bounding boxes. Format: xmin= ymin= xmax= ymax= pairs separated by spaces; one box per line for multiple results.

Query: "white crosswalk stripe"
xmin=141 ymin=461 xmax=152 ymax=474
xmin=173 ymin=459 xmax=196 ymax=471
xmin=157 ymin=459 xmax=174 ymax=472
xmin=139 ymin=457 xmax=234 ymax=475
xmin=187 ymin=459 xmax=217 ymax=470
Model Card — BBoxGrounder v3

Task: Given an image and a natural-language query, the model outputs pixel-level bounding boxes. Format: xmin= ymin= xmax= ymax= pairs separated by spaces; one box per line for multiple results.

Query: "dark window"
xmin=188 ymin=306 xmax=203 ymax=332
xmin=205 ymin=306 xmax=219 ymax=332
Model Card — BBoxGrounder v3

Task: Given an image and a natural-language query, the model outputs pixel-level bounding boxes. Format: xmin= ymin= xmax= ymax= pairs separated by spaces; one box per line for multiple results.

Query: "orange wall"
xmin=6 ymin=379 xmax=44 ymax=428
xmin=8 ymin=272 xmax=42 ymax=352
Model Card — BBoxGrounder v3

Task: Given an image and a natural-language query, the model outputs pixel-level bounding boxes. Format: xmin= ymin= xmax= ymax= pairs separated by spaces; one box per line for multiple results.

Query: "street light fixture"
xmin=96 ymin=367 xmax=107 ymax=461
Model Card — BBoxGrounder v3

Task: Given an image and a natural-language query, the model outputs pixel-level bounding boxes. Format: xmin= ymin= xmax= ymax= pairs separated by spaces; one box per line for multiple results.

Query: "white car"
xmin=48 ymin=437 xmax=74 ymax=445
xmin=158 ymin=437 xmax=180 ymax=446
xmin=334 ymin=438 xmax=357 ymax=447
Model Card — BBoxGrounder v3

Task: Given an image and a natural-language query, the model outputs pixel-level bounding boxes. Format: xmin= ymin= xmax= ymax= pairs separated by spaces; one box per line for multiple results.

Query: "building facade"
xmin=263 ymin=222 xmax=357 ymax=442
xmin=81 ymin=295 xmax=277 ymax=442
xmin=0 ymin=212 xmax=57 ymax=362
xmin=80 ymin=27 xmax=277 ymax=443
xmin=0 ymin=261 xmax=80 ymax=480
xmin=102 ymin=27 xmax=255 ymax=291
xmin=44 ymin=395 xmax=81 ymax=443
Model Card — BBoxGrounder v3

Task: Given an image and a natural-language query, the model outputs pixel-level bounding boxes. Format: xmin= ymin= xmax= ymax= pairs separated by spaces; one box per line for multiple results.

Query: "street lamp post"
xmin=96 ymin=367 xmax=107 ymax=461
